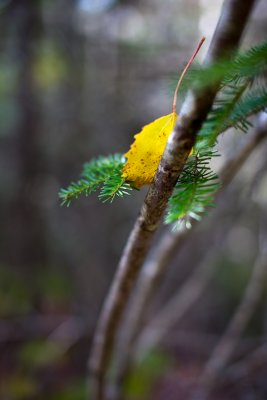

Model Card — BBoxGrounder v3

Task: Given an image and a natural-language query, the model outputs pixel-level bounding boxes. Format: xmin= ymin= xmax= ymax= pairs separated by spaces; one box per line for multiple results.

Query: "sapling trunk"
xmin=88 ymin=1 xmax=257 ymax=399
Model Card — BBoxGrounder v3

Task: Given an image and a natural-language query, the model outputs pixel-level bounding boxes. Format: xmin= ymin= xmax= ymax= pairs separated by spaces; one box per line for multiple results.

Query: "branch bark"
xmin=88 ymin=1 xmax=257 ymax=398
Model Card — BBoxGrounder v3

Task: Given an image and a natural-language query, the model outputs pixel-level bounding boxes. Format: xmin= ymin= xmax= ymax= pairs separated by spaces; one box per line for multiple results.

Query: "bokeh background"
xmin=1 ymin=0 xmax=267 ymax=399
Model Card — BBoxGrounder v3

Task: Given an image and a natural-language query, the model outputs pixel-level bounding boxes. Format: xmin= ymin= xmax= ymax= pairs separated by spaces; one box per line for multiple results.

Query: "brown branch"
xmin=111 ymin=113 xmax=267 ymax=397
xmin=88 ymin=1 xmax=257 ymax=399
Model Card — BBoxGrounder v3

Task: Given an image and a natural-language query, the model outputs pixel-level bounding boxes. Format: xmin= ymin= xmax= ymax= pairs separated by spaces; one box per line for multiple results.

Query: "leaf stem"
xmin=172 ymin=36 xmax=206 ymax=113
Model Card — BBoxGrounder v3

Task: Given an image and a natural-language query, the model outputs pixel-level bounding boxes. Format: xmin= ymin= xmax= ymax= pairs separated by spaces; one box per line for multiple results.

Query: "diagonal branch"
xmin=88 ymin=1 xmax=257 ymax=399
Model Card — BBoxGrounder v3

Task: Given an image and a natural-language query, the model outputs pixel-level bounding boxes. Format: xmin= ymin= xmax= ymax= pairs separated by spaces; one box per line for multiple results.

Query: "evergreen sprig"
xmin=196 ymin=82 xmax=249 ymax=148
xmin=182 ymin=39 xmax=267 ymax=92
xmin=59 ymin=154 xmax=132 ymax=206
xmin=196 ymin=81 xmax=267 ymax=149
xmin=60 ymin=40 xmax=267 ymax=231
xmin=223 ymin=40 xmax=267 ymax=84
xmin=225 ymin=87 xmax=267 ymax=132
xmin=165 ymin=151 xmax=220 ymax=230
xmin=99 ymin=173 xmax=133 ymax=202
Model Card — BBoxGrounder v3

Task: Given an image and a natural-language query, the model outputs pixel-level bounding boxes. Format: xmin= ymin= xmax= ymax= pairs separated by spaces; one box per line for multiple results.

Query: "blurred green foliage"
xmin=216 ymin=258 xmax=252 ymax=303
xmin=1 ymin=374 xmax=38 ymax=399
xmin=0 ymin=265 xmax=71 ymax=316
xmin=19 ymin=340 xmax=65 ymax=369
xmin=50 ymin=380 xmax=87 ymax=400
xmin=124 ymin=350 xmax=170 ymax=399
xmin=0 ymin=267 xmax=33 ymax=315
xmin=0 ymin=62 xmax=17 ymax=134
xmin=34 ymin=41 xmax=67 ymax=90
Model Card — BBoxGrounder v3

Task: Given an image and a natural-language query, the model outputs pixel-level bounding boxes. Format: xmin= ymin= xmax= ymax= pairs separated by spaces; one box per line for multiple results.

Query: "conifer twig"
xmin=88 ymin=1 xmax=257 ymax=399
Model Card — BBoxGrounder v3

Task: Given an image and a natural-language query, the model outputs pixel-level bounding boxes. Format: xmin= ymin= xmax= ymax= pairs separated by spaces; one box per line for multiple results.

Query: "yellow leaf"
xmin=122 ymin=38 xmax=206 ymax=188
xmin=122 ymin=112 xmax=177 ymax=188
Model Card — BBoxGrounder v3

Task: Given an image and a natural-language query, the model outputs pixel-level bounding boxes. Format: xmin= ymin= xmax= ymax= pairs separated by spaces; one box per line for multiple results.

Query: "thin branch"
xmin=195 ymin=228 xmax=267 ymax=399
xmin=88 ymin=1 xmax=257 ymax=399
xmin=111 ymin=113 xmax=267 ymax=397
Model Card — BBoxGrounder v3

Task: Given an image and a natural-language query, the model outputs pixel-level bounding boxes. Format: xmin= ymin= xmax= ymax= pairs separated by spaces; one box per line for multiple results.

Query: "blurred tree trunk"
xmin=10 ymin=0 xmax=47 ymax=270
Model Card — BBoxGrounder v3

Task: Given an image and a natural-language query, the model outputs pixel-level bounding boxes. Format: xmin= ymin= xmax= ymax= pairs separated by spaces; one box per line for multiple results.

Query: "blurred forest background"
xmin=1 ymin=0 xmax=267 ymax=399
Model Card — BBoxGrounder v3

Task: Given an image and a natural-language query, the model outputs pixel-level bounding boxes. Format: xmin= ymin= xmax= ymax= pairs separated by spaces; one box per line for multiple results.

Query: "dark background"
xmin=0 ymin=0 xmax=267 ymax=399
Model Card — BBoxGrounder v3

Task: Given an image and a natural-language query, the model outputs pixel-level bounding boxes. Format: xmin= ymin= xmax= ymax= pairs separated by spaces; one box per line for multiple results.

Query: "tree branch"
xmin=88 ymin=1 xmax=257 ymax=398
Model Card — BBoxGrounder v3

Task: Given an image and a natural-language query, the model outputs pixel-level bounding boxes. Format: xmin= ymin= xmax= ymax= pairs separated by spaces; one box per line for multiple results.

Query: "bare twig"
xmin=195 ymin=228 xmax=267 ymax=399
xmin=111 ymin=113 xmax=267 ymax=397
xmin=88 ymin=1 xmax=257 ymax=398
